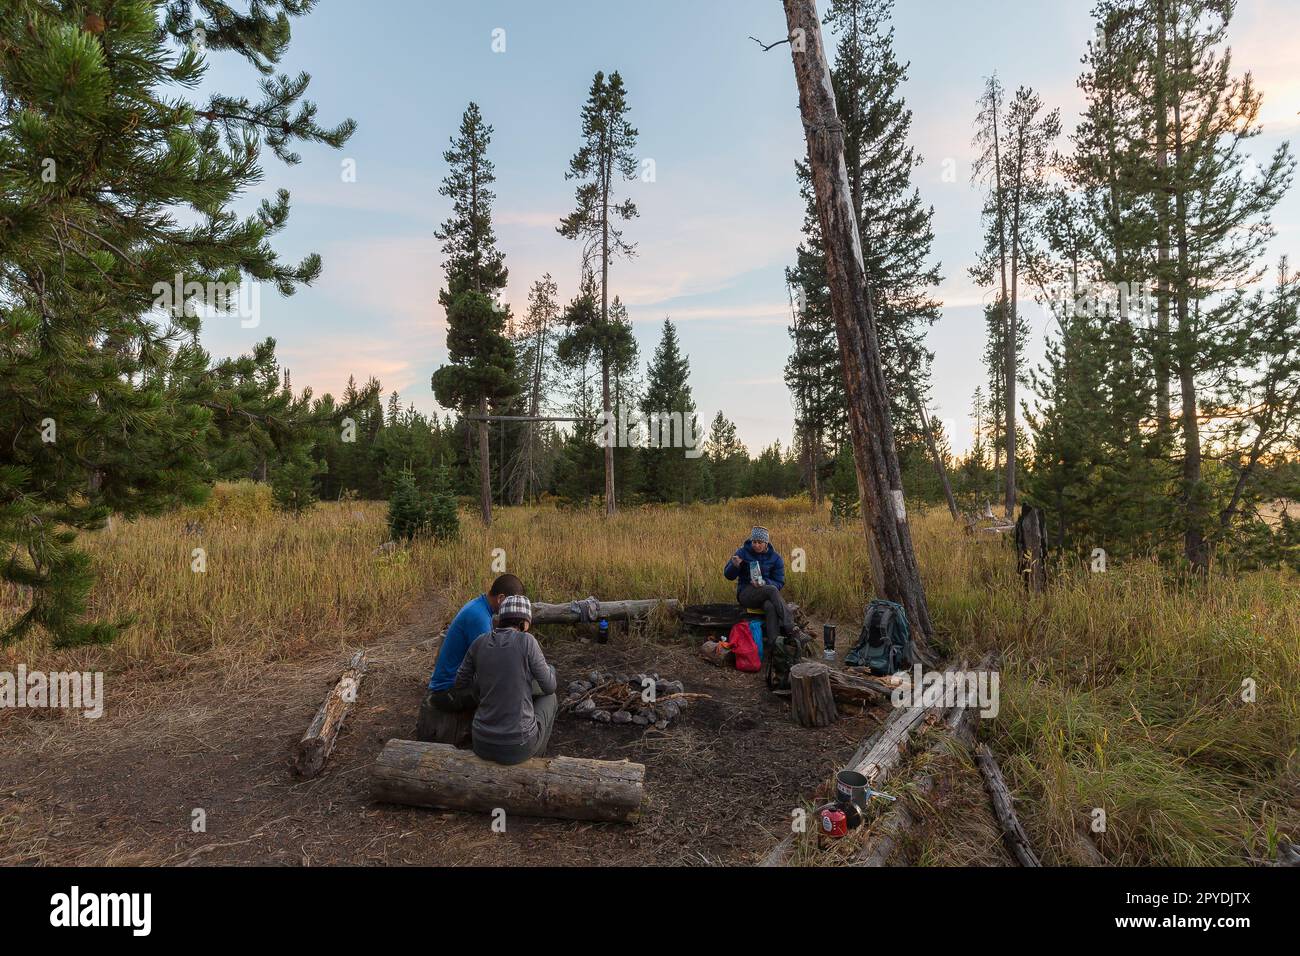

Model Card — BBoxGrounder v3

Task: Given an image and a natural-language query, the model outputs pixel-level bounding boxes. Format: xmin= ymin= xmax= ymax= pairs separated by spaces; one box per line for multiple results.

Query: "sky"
xmin=196 ymin=0 xmax=1300 ymax=456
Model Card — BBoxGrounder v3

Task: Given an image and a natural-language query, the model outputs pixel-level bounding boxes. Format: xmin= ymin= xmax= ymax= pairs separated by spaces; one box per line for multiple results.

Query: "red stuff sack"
xmin=728 ymin=619 xmax=761 ymax=672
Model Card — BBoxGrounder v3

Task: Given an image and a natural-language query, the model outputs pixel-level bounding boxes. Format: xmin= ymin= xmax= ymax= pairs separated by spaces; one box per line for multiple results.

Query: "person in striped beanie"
xmin=452 ymin=594 xmax=559 ymax=766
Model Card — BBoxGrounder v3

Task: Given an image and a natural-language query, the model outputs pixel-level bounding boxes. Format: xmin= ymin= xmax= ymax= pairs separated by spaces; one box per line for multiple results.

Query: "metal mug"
xmin=835 ymin=769 xmax=869 ymax=807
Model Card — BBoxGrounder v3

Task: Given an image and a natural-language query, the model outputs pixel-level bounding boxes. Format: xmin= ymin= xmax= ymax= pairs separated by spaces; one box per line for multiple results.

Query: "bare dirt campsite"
xmin=0 ymin=501 xmax=986 ymax=867
xmin=2 ymin=498 xmax=1296 ymax=867
xmin=3 ymin=0 xmax=1300 ymax=904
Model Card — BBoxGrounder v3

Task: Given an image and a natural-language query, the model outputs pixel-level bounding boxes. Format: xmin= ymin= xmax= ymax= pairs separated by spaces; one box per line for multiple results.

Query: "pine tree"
xmin=554 ymin=274 xmax=638 ymax=501
xmin=1024 ymin=0 xmax=1296 ymax=571
xmin=508 ymin=274 xmax=561 ymax=503
xmin=828 ymin=0 xmax=944 ymax=437
xmin=425 ymin=463 xmax=461 ymax=542
xmin=784 ymin=269 xmax=838 ymax=502
xmin=436 ymin=103 xmax=508 ymax=304
xmin=1153 ymin=0 xmax=1292 ymax=571
xmin=387 ymin=468 xmax=426 ymax=542
xmin=971 ymin=78 xmax=1061 ymax=518
xmin=704 ymin=412 xmax=748 ymax=502
xmin=750 ymin=442 xmax=801 ymax=498
xmin=639 ymin=320 xmax=703 ymax=504
xmin=430 ymin=105 xmax=517 ymax=526
xmin=0 ymin=1 xmax=352 ymax=646
xmin=272 ymin=442 xmax=322 ymax=514
xmin=558 ymin=71 xmax=640 ymax=516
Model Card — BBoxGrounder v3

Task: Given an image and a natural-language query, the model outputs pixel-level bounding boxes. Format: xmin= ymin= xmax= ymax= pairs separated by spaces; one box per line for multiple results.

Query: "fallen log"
xmin=370 ymin=739 xmax=645 ymax=823
xmin=855 ymin=652 xmax=996 ymax=866
xmin=856 ymin=701 xmax=978 ymax=866
xmin=976 ymin=744 xmax=1041 ymax=867
xmin=850 ymin=703 xmax=937 ymax=785
xmin=756 ymin=655 xmax=987 ymax=867
xmin=758 ymin=700 xmax=936 ymax=867
xmin=531 ymin=599 xmax=678 ymax=625
xmin=789 ymin=662 xmax=838 ymax=728
xmin=295 ymin=650 xmax=367 ymax=779
xmin=825 ymin=668 xmax=892 ymax=706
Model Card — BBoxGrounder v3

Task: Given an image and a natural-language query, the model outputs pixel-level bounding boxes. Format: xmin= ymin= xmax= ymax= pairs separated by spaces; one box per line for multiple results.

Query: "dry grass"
xmin=2 ymin=485 xmax=1297 ymax=865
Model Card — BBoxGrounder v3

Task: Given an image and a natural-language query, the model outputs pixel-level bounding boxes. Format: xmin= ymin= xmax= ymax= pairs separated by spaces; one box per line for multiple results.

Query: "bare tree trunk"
xmin=1171 ymin=65 xmax=1207 ymax=573
xmin=1005 ymin=121 xmax=1026 ymax=522
xmin=602 ymin=363 xmax=615 ymax=516
xmin=601 ymin=148 xmax=617 ymax=518
xmin=1154 ymin=0 xmax=1172 ymax=436
xmin=916 ymin=396 xmax=959 ymax=521
xmin=989 ymin=82 xmax=1014 ymax=520
xmin=806 ymin=423 xmax=821 ymax=506
xmin=1015 ymin=505 xmax=1047 ymax=593
xmin=783 ymin=0 xmax=934 ymax=650
xmin=478 ymin=396 xmax=492 ymax=526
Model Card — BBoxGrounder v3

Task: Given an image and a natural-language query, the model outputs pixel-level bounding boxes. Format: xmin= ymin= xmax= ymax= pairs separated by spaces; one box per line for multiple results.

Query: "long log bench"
xmin=371 ymin=739 xmax=645 ymax=823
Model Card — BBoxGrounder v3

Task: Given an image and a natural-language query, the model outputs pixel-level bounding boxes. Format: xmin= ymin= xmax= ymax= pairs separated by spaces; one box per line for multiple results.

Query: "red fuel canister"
xmin=818 ymin=805 xmax=848 ymax=838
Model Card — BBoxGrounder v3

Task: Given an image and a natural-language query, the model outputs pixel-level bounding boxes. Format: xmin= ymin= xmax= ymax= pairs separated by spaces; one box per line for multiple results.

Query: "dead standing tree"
xmin=780 ymin=0 xmax=934 ymax=651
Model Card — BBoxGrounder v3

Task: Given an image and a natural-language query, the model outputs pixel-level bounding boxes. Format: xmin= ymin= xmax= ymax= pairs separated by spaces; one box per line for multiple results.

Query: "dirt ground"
xmin=0 ymin=593 xmax=887 ymax=866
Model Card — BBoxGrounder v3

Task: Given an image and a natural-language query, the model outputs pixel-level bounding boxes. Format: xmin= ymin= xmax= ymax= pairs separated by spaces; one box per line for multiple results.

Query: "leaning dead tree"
xmin=781 ymin=0 xmax=934 ymax=649
xmin=909 ymin=380 xmax=960 ymax=522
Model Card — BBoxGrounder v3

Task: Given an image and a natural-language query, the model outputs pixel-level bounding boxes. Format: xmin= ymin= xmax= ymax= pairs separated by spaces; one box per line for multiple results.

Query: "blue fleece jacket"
xmin=428 ymin=594 xmax=493 ymax=691
xmin=723 ymin=540 xmax=786 ymax=598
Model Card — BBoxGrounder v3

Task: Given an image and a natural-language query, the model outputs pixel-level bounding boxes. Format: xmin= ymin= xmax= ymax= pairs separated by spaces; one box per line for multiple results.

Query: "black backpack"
xmin=765 ymin=629 xmax=813 ymax=692
xmin=844 ymin=599 xmax=914 ymax=675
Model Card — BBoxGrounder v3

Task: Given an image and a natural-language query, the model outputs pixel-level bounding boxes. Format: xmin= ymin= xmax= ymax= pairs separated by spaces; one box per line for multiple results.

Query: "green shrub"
xmin=387 ymin=466 xmax=459 ymax=543
xmin=387 ymin=469 xmax=427 ymax=541
xmin=272 ymin=446 xmax=322 ymax=515
xmin=426 ymin=464 xmax=460 ymax=542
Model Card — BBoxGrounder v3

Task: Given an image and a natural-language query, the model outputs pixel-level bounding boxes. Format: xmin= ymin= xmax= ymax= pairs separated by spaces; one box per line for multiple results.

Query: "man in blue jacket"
xmin=723 ymin=526 xmax=796 ymax=642
xmin=416 ymin=573 xmax=524 ymax=742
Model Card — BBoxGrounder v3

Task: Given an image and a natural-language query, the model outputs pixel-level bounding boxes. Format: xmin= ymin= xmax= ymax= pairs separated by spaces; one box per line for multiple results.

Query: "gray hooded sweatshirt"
xmin=453 ymin=627 xmax=557 ymax=747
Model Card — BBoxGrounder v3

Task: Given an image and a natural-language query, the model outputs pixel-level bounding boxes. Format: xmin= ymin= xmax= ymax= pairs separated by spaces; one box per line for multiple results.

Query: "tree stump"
xmin=1015 ymin=505 xmax=1048 ymax=593
xmin=789 ymin=661 xmax=838 ymax=728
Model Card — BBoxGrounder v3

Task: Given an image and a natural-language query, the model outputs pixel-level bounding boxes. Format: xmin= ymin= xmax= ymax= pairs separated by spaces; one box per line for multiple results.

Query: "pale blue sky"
xmin=197 ymin=0 xmax=1300 ymax=455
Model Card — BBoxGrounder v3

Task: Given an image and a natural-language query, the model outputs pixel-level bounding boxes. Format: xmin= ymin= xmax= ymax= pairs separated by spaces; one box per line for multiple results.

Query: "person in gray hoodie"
xmin=453 ymin=594 xmax=558 ymax=765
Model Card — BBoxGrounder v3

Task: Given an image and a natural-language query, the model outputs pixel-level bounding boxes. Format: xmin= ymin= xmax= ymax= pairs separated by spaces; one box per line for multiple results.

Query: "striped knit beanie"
xmin=497 ymin=594 xmax=532 ymax=624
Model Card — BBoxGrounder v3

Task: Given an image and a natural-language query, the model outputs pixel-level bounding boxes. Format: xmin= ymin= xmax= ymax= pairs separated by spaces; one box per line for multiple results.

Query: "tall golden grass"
xmin=2 ymin=484 xmax=1295 ymax=863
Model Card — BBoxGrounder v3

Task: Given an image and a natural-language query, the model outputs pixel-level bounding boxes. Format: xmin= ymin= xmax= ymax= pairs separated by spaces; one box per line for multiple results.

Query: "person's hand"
xmin=730 ymin=555 xmax=743 ymax=568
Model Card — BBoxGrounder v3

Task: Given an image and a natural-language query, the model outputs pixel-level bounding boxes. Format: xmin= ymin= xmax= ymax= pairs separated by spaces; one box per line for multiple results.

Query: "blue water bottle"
xmin=598 ymin=619 xmax=609 ymax=644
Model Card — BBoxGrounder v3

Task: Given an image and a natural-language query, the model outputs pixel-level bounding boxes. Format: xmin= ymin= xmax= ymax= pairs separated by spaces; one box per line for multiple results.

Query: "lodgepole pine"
xmin=781 ymin=0 xmax=933 ymax=649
